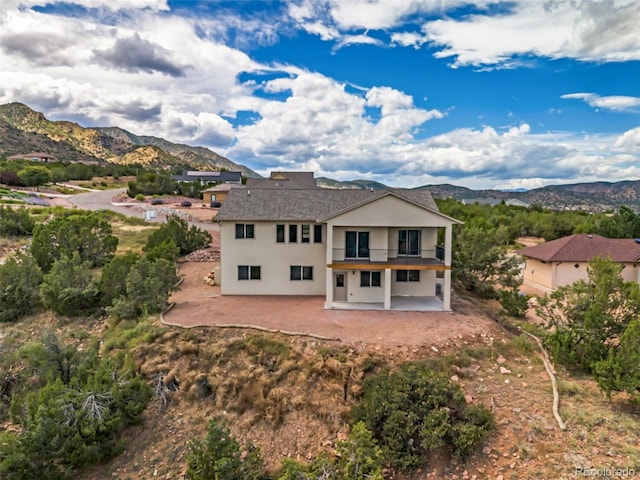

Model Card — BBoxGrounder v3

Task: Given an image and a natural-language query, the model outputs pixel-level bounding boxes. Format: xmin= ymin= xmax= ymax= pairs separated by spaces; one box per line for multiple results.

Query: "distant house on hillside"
xmin=246 ymin=171 xmax=318 ymax=189
xmin=7 ymin=152 xmax=55 ymax=163
xmin=519 ymin=234 xmax=640 ymax=292
xmin=202 ymin=183 xmax=245 ymax=206
xmin=171 ymin=170 xmax=242 ymax=183
xmin=462 ymin=198 xmax=530 ymax=208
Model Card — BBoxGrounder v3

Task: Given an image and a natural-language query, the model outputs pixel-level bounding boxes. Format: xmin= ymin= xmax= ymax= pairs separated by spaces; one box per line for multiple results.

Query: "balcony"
xmin=331 ymin=247 xmax=445 ymax=266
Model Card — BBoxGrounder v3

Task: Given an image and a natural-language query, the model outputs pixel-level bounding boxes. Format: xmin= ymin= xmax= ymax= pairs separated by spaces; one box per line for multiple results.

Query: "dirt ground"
xmin=164 ymin=261 xmax=507 ymax=349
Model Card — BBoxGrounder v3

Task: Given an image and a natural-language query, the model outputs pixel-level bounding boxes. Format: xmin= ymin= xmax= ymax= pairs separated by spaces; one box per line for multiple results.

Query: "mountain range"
xmin=1 ymin=102 xmax=638 ymax=211
xmin=0 ymin=102 xmax=258 ymax=177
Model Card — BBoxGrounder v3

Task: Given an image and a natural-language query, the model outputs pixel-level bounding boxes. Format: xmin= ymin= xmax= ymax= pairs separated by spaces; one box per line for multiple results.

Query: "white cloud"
xmin=561 ymin=93 xmax=640 ymax=112
xmin=333 ymin=34 xmax=383 ymax=52
xmin=614 ymin=127 xmax=640 ymax=149
xmin=421 ymin=0 xmax=640 ymax=67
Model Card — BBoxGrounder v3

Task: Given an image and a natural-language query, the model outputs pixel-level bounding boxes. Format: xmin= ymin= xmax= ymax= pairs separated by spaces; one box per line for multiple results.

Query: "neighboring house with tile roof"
xmin=245 ymin=171 xmax=318 ymax=189
xmin=519 ymin=234 xmax=640 ymax=292
xmin=216 ymin=186 xmax=462 ymax=311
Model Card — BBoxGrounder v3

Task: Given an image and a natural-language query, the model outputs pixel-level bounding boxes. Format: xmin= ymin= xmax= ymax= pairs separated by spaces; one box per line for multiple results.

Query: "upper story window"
xmin=289 ymin=224 xmax=298 ymax=243
xmin=314 ymin=225 xmax=322 ymax=243
xmin=301 ymin=224 xmax=310 ymax=243
xmin=276 ymin=224 xmax=285 ymax=243
xmin=346 ymin=231 xmax=370 ymax=258
xmin=235 ymin=223 xmax=254 ymax=239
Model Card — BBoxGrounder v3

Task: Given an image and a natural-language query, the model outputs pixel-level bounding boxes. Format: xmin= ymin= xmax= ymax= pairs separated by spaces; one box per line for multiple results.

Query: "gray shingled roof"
xmin=216 ymin=188 xmax=458 ymax=223
xmin=519 ymin=234 xmax=640 ymax=262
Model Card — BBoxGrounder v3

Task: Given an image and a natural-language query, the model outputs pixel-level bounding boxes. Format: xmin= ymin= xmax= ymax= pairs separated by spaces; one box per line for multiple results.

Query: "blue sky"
xmin=0 ymin=0 xmax=639 ymax=189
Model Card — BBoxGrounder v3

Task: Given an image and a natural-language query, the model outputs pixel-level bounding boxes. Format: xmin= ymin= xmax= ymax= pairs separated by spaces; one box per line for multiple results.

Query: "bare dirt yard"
xmin=164 ymin=261 xmax=507 ymax=350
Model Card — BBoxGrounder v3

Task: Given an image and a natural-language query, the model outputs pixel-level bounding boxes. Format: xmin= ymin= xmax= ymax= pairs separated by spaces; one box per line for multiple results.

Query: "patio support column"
xmin=384 ymin=268 xmax=391 ymax=310
xmin=443 ymin=270 xmax=452 ymax=310
xmin=443 ymin=225 xmax=453 ymax=311
xmin=324 ymin=223 xmax=333 ymax=309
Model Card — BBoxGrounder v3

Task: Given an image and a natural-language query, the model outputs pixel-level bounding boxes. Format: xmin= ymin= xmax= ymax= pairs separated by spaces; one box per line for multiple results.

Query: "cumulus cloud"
xmin=561 ymin=93 xmax=640 ymax=112
xmin=289 ymin=1 xmax=640 ymax=67
xmin=93 ymin=34 xmax=187 ymax=77
xmin=421 ymin=0 xmax=640 ymax=67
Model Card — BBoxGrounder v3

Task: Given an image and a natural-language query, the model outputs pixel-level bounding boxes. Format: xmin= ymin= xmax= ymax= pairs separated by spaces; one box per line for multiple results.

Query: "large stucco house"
xmin=216 ymin=186 xmax=462 ymax=311
xmin=520 ymin=234 xmax=640 ymax=292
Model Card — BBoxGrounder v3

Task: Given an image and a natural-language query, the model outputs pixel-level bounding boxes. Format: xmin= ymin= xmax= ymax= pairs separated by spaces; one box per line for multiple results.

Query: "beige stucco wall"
xmin=345 ymin=270 xmax=385 ymax=303
xmin=391 ymin=270 xmax=436 ymax=296
xmin=220 ymin=221 xmax=326 ymax=295
xmin=328 ymin=195 xmax=452 ymax=228
xmin=524 ymin=258 xmax=640 ymax=290
xmin=523 ymin=258 xmax=554 ymax=289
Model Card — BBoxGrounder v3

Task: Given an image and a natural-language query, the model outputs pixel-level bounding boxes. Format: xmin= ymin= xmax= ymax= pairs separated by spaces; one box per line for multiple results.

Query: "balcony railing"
xmin=332 ymin=247 xmax=445 ymax=265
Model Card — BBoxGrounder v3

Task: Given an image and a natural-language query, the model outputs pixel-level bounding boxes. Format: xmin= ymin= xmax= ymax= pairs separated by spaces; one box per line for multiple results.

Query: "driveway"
xmin=67 ymin=188 xmax=220 ymax=235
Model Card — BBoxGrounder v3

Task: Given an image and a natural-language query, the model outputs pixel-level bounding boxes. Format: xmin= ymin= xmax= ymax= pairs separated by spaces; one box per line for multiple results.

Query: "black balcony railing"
xmin=332 ymin=248 xmax=445 ymax=265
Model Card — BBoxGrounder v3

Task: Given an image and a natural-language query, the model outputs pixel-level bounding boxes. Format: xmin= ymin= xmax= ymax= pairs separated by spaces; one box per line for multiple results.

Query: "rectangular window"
xmin=398 ymin=229 xmax=421 ymax=256
xmin=238 ymin=265 xmax=261 ymax=280
xmin=276 ymin=224 xmax=285 ymax=243
xmin=301 ymin=224 xmax=310 ymax=243
xmin=314 ymin=224 xmax=322 ymax=243
xmin=397 ymin=270 xmax=420 ymax=282
xmin=235 ymin=224 xmax=255 ymax=239
xmin=290 ymin=265 xmax=313 ymax=281
xmin=346 ymin=231 xmax=370 ymax=258
xmin=289 ymin=224 xmax=298 ymax=243
xmin=360 ymin=271 xmax=381 ymax=287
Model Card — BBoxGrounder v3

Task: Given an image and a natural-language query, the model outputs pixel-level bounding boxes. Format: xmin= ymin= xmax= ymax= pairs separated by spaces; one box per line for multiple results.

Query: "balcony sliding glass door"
xmin=398 ymin=229 xmax=421 ymax=256
xmin=345 ymin=231 xmax=370 ymax=258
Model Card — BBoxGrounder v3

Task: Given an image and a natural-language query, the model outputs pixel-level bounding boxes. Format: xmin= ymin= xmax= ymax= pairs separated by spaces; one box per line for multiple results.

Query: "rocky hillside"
xmin=0 ymin=102 xmax=258 ymax=176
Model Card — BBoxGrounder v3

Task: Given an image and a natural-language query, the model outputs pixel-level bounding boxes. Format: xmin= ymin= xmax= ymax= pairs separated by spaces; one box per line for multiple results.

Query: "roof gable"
xmin=519 ymin=234 xmax=640 ymax=263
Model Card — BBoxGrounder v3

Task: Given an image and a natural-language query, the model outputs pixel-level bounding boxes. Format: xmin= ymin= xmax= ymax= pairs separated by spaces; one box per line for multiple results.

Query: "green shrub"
xmin=31 ymin=211 xmax=118 ymax=272
xmin=144 ymin=215 xmax=211 ymax=256
xmin=1 ymin=334 xmax=152 ymax=479
xmin=0 ymin=206 xmax=34 ymax=236
xmin=135 ymin=193 xmax=145 ymax=201
xmin=108 ymin=257 xmax=178 ymax=320
xmin=0 ymin=252 xmax=42 ymax=322
xmin=186 ymin=420 xmax=263 ymax=480
xmin=40 ymin=253 xmax=101 ymax=317
xmin=352 ymin=363 xmax=494 ymax=471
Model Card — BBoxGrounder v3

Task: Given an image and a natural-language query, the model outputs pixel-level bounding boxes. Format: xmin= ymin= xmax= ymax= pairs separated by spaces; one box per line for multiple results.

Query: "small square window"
xmin=290 ymin=265 xmax=302 ymax=280
xmin=361 ymin=271 xmax=381 ymax=287
xmin=238 ymin=265 xmax=260 ymax=280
